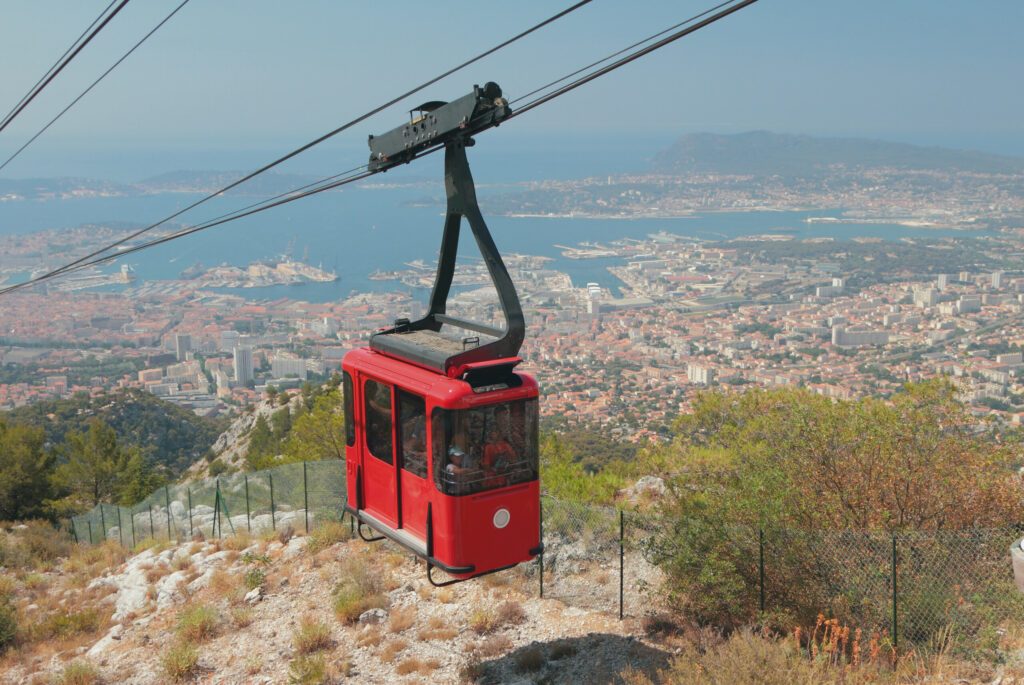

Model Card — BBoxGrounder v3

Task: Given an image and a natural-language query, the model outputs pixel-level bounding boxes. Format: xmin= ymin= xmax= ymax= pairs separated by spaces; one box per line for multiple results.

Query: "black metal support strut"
xmin=370 ymin=139 xmax=525 ymax=377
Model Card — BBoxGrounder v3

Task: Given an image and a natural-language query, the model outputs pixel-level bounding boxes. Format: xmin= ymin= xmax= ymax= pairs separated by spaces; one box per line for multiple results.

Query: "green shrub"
xmin=26 ymin=608 xmax=103 ymax=642
xmin=292 ymin=616 xmax=332 ymax=654
xmin=55 ymin=660 xmax=102 ymax=685
xmin=244 ymin=567 xmax=266 ymax=591
xmin=288 ymin=654 xmax=327 ymax=685
xmin=176 ymin=604 xmax=219 ymax=642
xmin=0 ymin=602 xmax=16 ymax=652
xmin=161 ymin=640 xmax=199 ymax=682
xmin=306 ymin=520 xmax=350 ymax=555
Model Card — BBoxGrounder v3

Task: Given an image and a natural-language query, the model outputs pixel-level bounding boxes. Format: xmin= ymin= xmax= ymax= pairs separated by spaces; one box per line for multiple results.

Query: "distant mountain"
xmin=135 ymin=170 xmax=320 ymax=195
xmin=0 ymin=177 xmax=133 ymax=200
xmin=651 ymin=131 xmax=1024 ymax=177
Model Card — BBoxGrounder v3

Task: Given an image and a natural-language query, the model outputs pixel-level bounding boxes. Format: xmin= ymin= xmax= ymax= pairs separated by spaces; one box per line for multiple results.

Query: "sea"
xmin=0 ymin=143 xmax=990 ymax=302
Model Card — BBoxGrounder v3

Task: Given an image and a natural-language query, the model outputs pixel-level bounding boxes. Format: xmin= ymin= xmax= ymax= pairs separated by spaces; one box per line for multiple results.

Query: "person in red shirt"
xmin=482 ymin=427 xmax=515 ymax=488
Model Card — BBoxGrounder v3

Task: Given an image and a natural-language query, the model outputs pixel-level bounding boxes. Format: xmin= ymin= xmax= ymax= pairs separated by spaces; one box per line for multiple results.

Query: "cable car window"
xmin=364 ymin=379 xmax=393 ymax=464
xmin=432 ymin=399 xmax=538 ymax=496
xmin=343 ymin=371 xmax=355 ymax=447
xmin=397 ymin=390 xmax=427 ymax=479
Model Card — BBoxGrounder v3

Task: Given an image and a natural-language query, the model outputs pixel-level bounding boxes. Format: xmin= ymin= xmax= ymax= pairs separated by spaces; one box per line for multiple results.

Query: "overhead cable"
xmin=0 ymin=0 xmax=119 ymax=129
xmin=0 ymin=0 xmax=760 ymax=296
xmin=26 ymin=0 xmax=595 ymax=286
xmin=0 ymin=0 xmax=131 ymax=134
xmin=0 ymin=0 xmax=192 ymax=173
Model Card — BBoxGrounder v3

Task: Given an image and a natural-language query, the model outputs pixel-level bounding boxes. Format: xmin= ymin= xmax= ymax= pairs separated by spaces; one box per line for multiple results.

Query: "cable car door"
xmin=361 ymin=378 xmax=398 ymax=526
xmin=396 ymin=389 xmax=428 ymax=539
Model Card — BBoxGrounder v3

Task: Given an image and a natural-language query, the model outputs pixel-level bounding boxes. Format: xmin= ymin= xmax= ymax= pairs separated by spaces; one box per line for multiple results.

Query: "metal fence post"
xmin=99 ymin=504 xmax=106 ymax=541
xmin=759 ymin=528 xmax=766 ymax=614
xmin=130 ymin=509 xmax=136 ymax=548
xmin=164 ymin=486 xmax=172 ymax=541
xmin=117 ymin=507 xmax=124 ymax=547
xmin=269 ymin=471 xmax=276 ymax=531
xmin=188 ymin=488 xmax=194 ymax=539
xmin=71 ymin=520 xmax=79 ymax=544
xmin=892 ymin=533 xmax=898 ymax=649
xmin=538 ymin=499 xmax=544 ymax=599
xmin=215 ymin=479 xmax=222 ymax=540
xmin=619 ymin=509 xmax=625 ymax=620
xmin=148 ymin=504 xmax=154 ymax=539
xmin=87 ymin=519 xmax=93 ymax=545
xmin=244 ymin=474 xmax=251 ymax=533
xmin=303 ymin=461 xmax=310 ymax=533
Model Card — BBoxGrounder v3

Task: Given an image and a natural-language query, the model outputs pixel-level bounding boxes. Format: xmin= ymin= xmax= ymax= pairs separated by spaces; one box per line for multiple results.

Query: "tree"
xmin=54 ymin=419 xmax=131 ymax=509
xmin=281 ymin=392 xmax=346 ymax=463
xmin=116 ymin=449 xmax=166 ymax=506
xmin=0 ymin=420 xmax=54 ymax=520
xmin=649 ymin=380 xmax=1024 ymax=626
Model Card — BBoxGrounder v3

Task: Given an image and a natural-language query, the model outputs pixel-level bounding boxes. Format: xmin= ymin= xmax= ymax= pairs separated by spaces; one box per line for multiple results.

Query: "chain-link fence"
xmin=69 ymin=470 xmax=1023 ymax=651
xmin=71 ymin=460 xmax=346 ymax=547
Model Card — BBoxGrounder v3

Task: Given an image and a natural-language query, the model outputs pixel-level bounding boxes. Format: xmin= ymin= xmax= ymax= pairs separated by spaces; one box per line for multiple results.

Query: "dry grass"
xmin=396 ymin=657 xmax=441 ymax=676
xmin=473 ymin=634 xmax=513 ymax=658
xmin=230 ymin=607 xmax=254 ymax=628
xmin=417 ymin=616 xmax=459 ymax=642
xmin=244 ymin=655 xmax=263 ymax=675
xmin=160 ymin=640 xmax=199 ymax=682
xmin=292 ymin=616 xmax=332 ymax=654
xmin=356 ymin=627 xmax=383 ymax=648
xmin=306 ymin=521 xmax=350 ymax=555
xmin=65 ymin=541 xmax=128 ymax=579
xmin=622 ymin=624 xmax=992 ymax=685
xmin=388 ymin=605 xmax=416 ymax=633
xmin=470 ymin=602 xmax=523 ymax=635
xmin=53 ymin=660 xmax=101 ymax=685
xmin=208 ymin=568 xmax=235 ymax=595
xmin=495 ymin=600 xmax=527 ymax=626
xmin=331 ymin=552 xmax=388 ymax=624
xmin=514 ymin=644 xmax=547 ymax=673
xmin=379 ymin=638 xmax=408 ymax=663
xmin=287 ymin=653 xmax=327 ymax=685
xmin=222 ymin=531 xmax=252 ymax=551
xmin=175 ymin=603 xmax=219 ymax=642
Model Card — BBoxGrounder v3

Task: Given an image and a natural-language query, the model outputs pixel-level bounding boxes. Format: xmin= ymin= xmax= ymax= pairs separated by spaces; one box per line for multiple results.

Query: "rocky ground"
xmin=1 ymin=525 xmax=672 ymax=684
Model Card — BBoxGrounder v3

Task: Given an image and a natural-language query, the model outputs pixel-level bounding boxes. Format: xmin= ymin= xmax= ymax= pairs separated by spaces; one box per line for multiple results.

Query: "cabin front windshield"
xmin=433 ymin=399 xmax=538 ymax=496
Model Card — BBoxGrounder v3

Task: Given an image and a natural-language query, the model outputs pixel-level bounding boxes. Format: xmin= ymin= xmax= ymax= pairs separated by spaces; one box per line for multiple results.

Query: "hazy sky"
xmin=1 ymin=0 xmax=1022 ymax=179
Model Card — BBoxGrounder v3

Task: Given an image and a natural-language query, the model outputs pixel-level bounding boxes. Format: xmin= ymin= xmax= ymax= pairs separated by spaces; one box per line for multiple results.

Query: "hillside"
xmin=0 ymin=526 xmax=668 ymax=684
xmin=650 ymin=130 xmax=1024 ymax=177
xmin=5 ymin=389 xmax=226 ymax=475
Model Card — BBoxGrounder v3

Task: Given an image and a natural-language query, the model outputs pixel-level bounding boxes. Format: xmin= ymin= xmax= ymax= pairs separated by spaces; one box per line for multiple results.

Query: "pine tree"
xmin=0 ymin=420 xmax=55 ymax=520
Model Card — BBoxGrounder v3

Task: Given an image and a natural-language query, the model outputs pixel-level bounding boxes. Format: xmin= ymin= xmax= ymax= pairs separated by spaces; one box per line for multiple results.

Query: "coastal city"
xmin=2 ymin=221 xmax=1024 ymax=439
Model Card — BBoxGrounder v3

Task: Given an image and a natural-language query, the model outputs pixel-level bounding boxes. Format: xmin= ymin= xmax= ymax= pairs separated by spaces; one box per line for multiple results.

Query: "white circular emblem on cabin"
xmin=493 ymin=508 xmax=511 ymax=529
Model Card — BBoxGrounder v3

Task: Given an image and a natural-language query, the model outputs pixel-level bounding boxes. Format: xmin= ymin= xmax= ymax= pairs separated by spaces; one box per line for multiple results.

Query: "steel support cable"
xmin=0 ymin=158 xmax=381 ymax=295
xmin=0 ymin=0 xmax=132 ymax=134
xmin=0 ymin=0 xmax=759 ymax=295
xmin=510 ymin=0 xmax=760 ymax=121
xmin=26 ymin=0 xmax=595 ymax=286
xmin=23 ymin=169 xmax=378 ymax=279
xmin=0 ymin=0 xmax=192 ymax=173
xmin=509 ymin=0 xmax=737 ymax=106
xmin=0 ymin=0 xmax=120 ymax=128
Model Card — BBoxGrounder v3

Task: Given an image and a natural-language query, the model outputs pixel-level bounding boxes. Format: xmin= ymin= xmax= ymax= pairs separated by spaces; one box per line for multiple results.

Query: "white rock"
xmin=156 ymin=570 xmax=188 ymax=609
xmin=170 ymin=500 xmax=186 ymax=519
xmin=86 ymin=624 xmax=123 ymax=658
xmin=244 ymin=587 xmax=264 ymax=605
xmin=358 ymin=608 xmax=388 ymax=625
xmin=282 ymin=536 xmax=307 ymax=560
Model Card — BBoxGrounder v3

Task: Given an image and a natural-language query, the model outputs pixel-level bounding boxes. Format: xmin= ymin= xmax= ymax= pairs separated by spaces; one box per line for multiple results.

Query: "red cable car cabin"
xmin=342 ymin=353 xmax=540 ymax=581
xmin=343 ymin=87 xmax=541 ymax=584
